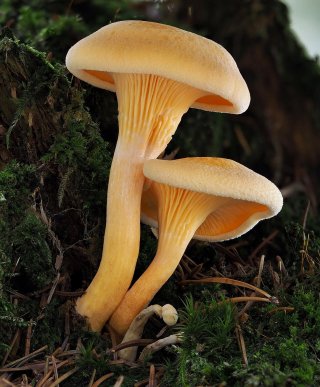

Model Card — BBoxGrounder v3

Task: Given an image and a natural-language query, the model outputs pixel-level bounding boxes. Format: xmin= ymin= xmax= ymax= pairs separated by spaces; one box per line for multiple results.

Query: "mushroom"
xmin=66 ymin=20 xmax=250 ymax=331
xmin=161 ymin=304 xmax=179 ymax=326
xmin=109 ymin=157 xmax=283 ymax=336
xmin=118 ymin=303 xmax=178 ymax=361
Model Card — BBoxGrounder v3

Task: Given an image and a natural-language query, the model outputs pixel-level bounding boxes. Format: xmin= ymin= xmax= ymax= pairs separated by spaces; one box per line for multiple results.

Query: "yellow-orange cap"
xmin=66 ymin=20 xmax=250 ymax=114
xmin=141 ymin=158 xmax=283 ymax=241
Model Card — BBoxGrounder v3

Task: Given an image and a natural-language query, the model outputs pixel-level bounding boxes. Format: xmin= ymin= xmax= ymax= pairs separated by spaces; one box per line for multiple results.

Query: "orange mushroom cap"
xmin=66 ymin=20 xmax=250 ymax=114
xmin=141 ymin=157 xmax=283 ymax=242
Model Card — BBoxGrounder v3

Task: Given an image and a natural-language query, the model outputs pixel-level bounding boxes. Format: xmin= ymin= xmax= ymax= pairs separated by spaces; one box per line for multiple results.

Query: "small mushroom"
xmin=66 ymin=20 xmax=250 ymax=331
xmin=118 ymin=304 xmax=178 ymax=361
xmin=161 ymin=304 xmax=178 ymax=326
xmin=109 ymin=157 xmax=283 ymax=336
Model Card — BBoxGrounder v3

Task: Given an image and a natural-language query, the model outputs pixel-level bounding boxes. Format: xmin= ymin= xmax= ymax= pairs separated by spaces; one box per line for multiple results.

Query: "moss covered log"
xmin=0 ymin=28 xmax=112 ymax=359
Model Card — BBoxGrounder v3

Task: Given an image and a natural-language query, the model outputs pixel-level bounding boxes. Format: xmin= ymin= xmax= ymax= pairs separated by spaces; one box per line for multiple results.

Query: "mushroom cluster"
xmin=66 ymin=20 xmax=282 ymax=336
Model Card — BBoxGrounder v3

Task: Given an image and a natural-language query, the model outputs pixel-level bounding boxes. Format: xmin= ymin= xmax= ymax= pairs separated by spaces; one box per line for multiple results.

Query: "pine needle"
xmin=92 ymin=372 xmax=114 ymax=387
xmin=221 ymin=296 xmax=272 ymax=304
xmin=49 ymin=366 xmax=79 ymax=387
xmin=180 ymin=277 xmax=273 ymax=299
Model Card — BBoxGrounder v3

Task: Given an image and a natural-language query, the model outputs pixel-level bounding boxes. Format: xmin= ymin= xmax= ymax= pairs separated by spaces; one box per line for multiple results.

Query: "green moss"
xmin=0 ymin=29 xmax=114 ymax=361
xmin=231 ymin=337 xmax=318 ymax=386
xmin=66 ymin=338 xmax=151 ymax=387
xmin=0 ymin=161 xmax=36 ymax=220
xmin=0 ymin=162 xmax=54 ymax=356
xmin=0 ymin=162 xmax=54 ymax=288
xmin=163 ymin=296 xmax=239 ymax=386
xmin=162 ymin=250 xmax=320 ymax=386
xmin=231 ymin=362 xmax=292 ymax=387
xmin=0 ymin=0 xmax=141 ymax=62
xmin=11 ymin=213 xmax=54 ymax=288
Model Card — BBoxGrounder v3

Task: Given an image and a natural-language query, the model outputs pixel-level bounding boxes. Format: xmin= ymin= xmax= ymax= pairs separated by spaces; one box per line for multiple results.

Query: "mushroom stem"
xmin=75 ymin=74 xmax=206 ymax=331
xmin=76 ymin=145 xmax=144 ymax=331
xmin=138 ymin=333 xmax=183 ymax=362
xmin=109 ymin=184 xmax=227 ymax=336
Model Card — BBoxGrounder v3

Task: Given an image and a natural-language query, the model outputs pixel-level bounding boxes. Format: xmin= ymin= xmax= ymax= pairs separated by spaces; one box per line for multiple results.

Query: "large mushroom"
xmin=109 ymin=157 xmax=283 ymax=336
xmin=65 ymin=20 xmax=250 ymax=331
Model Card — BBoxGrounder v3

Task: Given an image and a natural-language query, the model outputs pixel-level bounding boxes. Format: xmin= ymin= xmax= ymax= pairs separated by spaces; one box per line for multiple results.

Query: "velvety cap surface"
xmin=66 ymin=20 xmax=250 ymax=114
xmin=142 ymin=157 xmax=283 ymax=241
